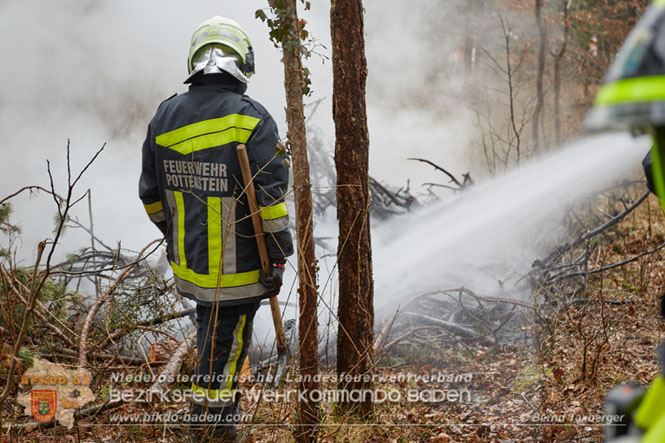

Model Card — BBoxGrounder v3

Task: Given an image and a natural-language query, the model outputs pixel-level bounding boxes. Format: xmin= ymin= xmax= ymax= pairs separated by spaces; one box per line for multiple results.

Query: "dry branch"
xmin=149 ymin=330 xmax=195 ymax=394
xmin=403 ymin=312 xmax=478 ymax=338
xmin=57 ymin=347 xmax=145 ymax=366
xmin=454 ymin=287 xmax=537 ymax=311
xmin=407 ymin=158 xmax=464 ymax=188
xmin=96 ymin=305 xmax=192 ymax=351
xmin=78 ymin=239 xmax=159 ymax=370
xmin=381 ymin=326 xmax=439 ymax=353
xmin=536 ymin=191 xmax=649 ymax=271
xmin=373 ymin=308 xmax=400 ymax=356
xmin=0 ymin=266 xmax=75 ymax=348
xmin=547 ymin=238 xmax=665 ymax=284
xmin=0 ymin=186 xmax=62 ymax=207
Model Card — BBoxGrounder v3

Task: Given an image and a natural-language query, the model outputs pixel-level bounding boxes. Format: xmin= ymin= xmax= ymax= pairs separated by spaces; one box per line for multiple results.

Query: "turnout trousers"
xmin=190 ymin=301 xmax=259 ymax=422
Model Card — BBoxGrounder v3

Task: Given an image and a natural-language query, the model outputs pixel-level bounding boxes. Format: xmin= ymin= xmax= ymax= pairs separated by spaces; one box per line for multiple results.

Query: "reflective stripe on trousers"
xmin=191 ymin=301 xmax=259 ymax=408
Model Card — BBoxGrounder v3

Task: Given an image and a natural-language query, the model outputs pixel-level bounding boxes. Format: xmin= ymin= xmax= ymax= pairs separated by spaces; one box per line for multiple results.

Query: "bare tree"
xmin=331 ymin=0 xmax=375 ymax=417
xmin=476 ymin=16 xmax=532 ymax=173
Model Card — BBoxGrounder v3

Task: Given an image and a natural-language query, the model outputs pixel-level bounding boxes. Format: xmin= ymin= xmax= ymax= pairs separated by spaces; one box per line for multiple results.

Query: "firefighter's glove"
xmin=260 ymin=263 xmax=285 ymax=297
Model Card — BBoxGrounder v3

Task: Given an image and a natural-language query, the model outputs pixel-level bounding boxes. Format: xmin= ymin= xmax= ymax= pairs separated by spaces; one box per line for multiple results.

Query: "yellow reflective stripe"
xmin=171 ymin=191 xmax=261 ymax=288
xmin=650 ymin=143 xmax=665 ymax=213
xmin=171 ymin=263 xmax=261 ymax=288
xmin=208 ymin=197 xmax=222 ymax=276
xmin=156 ymin=115 xmax=260 ymax=146
xmin=174 ymin=191 xmax=187 ymax=267
xmin=190 ymin=383 xmax=234 ymax=403
xmin=259 ymin=202 xmax=288 ymax=220
xmin=226 ymin=315 xmax=247 ymax=391
xmin=143 ymin=200 xmax=163 ymax=214
xmin=165 ymin=128 xmax=254 ymax=155
xmin=155 ymin=114 xmax=260 ymax=154
xmin=595 ymin=76 xmax=665 ymax=106
xmin=635 ymin=376 xmax=665 ymax=430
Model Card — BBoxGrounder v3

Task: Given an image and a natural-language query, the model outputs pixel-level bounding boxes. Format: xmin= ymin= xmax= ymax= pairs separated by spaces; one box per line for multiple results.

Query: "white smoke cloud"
xmin=0 ymin=0 xmax=484 ymax=261
xmin=0 ymin=0 xmax=291 ymax=259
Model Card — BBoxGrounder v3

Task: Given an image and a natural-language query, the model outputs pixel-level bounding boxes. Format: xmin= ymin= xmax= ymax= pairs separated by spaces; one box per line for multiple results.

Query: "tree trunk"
xmin=533 ymin=0 xmax=547 ymax=152
xmin=552 ymin=0 xmax=569 ymax=146
xmin=331 ymin=0 xmax=375 ymax=417
xmin=272 ymin=0 xmax=319 ymax=440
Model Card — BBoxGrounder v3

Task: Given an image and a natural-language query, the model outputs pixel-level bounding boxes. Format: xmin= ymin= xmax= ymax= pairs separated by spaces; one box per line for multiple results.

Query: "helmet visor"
xmin=186 ymin=44 xmax=249 ymax=84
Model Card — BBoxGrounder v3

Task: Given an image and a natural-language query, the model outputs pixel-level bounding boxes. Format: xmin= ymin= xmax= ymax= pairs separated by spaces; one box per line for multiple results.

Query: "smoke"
xmin=362 ymin=0 xmax=480 ymax=190
xmin=0 ymin=0 xmax=290 ymax=260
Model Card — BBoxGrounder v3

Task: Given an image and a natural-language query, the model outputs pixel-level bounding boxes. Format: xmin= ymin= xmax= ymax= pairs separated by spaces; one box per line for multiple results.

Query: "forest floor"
xmin=3 ymin=190 xmax=665 ymax=443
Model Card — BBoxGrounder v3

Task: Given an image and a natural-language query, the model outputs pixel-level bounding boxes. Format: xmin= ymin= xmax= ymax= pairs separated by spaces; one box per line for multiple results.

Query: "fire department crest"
xmin=17 ymin=357 xmax=94 ymax=429
xmin=30 ymin=390 xmax=57 ymax=422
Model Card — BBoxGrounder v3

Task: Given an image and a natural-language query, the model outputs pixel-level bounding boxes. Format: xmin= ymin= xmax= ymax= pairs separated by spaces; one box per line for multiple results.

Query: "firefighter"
xmin=585 ymin=2 xmax=665 ymax=441
xmin=139 ymin=16 xmax=294 ymax=439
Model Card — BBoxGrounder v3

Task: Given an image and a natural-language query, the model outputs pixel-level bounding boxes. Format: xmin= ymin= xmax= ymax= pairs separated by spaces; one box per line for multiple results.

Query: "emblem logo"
xmin=31 ymin=390 xmax=57 ymax=422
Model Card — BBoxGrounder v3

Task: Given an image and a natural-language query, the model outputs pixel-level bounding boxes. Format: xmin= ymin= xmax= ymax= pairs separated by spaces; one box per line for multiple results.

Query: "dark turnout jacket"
xmin=139 ymin=74 xmax=293 ymax=305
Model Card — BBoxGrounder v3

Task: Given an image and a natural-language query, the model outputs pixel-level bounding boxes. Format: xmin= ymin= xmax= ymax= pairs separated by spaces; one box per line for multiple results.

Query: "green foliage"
xmin=276 ymin=142 xmax=288 ymax=157
xmin=0 ymin=202 xmax=18 ymax=241
xmin=276 ymin=142 xmax=291 ymax=167
xmin=95 ymin=271 xmax=181 ymax=356
xmin=255 ymin=9 xmax=268 ymax=22
xmin=255 ymin=0 xmax=319 ymax=96
xmin=18 ymin=347 xmax=33 ymax=368
xmin=39 ymin=341 xmax=58 ymax=356
xmin=52 ymin=212 xmax=65 ymax=235
xmin=98 ymin=384 xmax=112 ymax=402
xmin=0 ymin=266 xmax=73 ymax=335
xmin=302 ymin=66 xmax=312 ymax=97
xmin=281 ymin=139 xmax=293 ymax=157
xmin=0 ymin=203 xmax=12 ymax=225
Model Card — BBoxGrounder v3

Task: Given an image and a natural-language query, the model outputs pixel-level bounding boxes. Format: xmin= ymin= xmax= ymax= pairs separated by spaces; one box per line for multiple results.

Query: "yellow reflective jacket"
xmin=139 ymin=74 xmax=293 ymax=305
